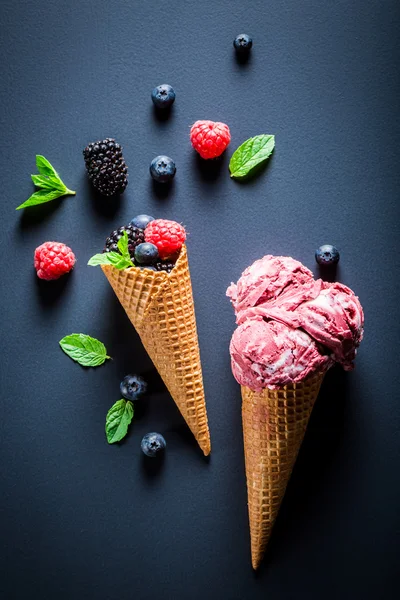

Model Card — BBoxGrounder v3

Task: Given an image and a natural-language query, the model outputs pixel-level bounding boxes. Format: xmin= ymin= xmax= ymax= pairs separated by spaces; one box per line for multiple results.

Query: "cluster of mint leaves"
xmin=59 ymin=333 xmax=133 ymax=444
xmin=16 ymin=155 xmax=76 ymax=210
xmin=88 ymin=231 xmax=134 ymax=270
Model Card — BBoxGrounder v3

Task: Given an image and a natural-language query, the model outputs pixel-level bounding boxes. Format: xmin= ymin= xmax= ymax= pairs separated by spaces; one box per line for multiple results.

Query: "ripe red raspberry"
xmin=144 ymin=219 xmax=186 ymax=260
xmin=190 ymin=120 xmax=231 ymax=159
xmin=34 ymin=241 xmax=76 ymax=281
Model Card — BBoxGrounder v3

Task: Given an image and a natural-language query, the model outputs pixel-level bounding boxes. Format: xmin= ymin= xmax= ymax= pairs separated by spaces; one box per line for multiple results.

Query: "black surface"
xmin=1 ymin=1 xmax=399 ymax=598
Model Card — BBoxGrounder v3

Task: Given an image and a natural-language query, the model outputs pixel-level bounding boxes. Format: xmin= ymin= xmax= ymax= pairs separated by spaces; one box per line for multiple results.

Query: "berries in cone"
xmin=104 ymin=226 xmax=144 ymax=258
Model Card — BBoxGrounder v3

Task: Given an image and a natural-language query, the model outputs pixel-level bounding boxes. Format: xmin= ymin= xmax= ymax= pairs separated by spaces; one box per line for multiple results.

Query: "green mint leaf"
xmin=16 ymin=155 xmax=76 ymax=209
xmin=229 ymin=134 xmax=275 ymax=179
xmin=36 ymin=155 xmax=59 ymax=178
xmin=105 ymin=399 xmax=134 ymax=444
xmin=87 ymin=251 xmax=133 ymax=269
xmin=59 ymin=333 xmax=110 ymax=367
xmin=31 ymin=174 xmax=66 ymax=191
xmin=16 ymin=188 xmax=65 ymax=210
xmin=117 ymin=231 xmax=130 ymax=259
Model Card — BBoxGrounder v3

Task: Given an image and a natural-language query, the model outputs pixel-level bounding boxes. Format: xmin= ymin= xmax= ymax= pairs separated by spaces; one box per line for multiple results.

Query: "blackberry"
xmin=83 ymin=138 xmax=128 ymax=196
xmin=155 ymin=260 xmax=175 ymax=273
xmin=104 ymin=225 xmax=145 ymax=258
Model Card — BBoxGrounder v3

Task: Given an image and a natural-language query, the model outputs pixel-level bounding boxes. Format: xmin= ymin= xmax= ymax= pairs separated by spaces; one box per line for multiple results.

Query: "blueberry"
xmin=134 ymin=242 xmax=159 ymax=265
xmin=233 ymin=34 xmax=253 ymax=52
xmin=130 ymin=214 xmax=154 ymax=229
xmin=151 ymin=84 xmax=175 ymax=109
xmin=150 ymin=155 xmax=176 ymax=183
xmin=315 ymin=245 xmax=340 ymax=266
xmin=120 ymin=374 xmax=147 ymax=401
xmin=141 ymin=432 xmax=166 ymax=457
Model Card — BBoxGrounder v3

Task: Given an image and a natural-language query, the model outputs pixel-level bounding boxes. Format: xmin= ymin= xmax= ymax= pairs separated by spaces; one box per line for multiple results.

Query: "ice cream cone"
xmin=101 ymin=245 xmax=211 ymax=456
xmin=241 ymin=372 xmax=324 ymax=569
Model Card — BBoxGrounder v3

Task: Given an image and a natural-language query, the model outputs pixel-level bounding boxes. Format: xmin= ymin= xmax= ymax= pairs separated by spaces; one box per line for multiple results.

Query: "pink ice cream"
xmin=227 ymin=256 xmax=364 ymax=390
xmin=230 ymin=319 xmax=332 ymax=391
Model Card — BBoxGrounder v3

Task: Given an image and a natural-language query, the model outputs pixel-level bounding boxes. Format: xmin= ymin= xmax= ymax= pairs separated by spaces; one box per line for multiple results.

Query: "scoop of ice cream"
xmin=227 ymin=255 xmax=314 ymax=317
xmin=230 ymin=319 xmax=332 ymax=390
xmin=227 ymin=255 xmax=364 ymax=390
xmin=294 ymin=282 xmax=364 ymax=370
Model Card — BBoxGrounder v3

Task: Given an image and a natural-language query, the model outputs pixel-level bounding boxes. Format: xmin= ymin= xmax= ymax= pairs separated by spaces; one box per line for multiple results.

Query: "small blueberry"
xmin=130 ymin=214 xmax=154 ymax=229
xmin=150 ymin=155 xmax=176 ymax=183
xmin=120 ymin=375 xmax=147 ymax=401
xmin=233 ymin=34 xmax=253 ymax=52
xmin=315 ymin=245 xmax=340 ymax=266
xmin=134 ymin=242 xmax=159 ymax=265
xmin=151 ymin=84 xmax=175 ymax=109
xmin=141 ymin=432 xmax=166 ymax=457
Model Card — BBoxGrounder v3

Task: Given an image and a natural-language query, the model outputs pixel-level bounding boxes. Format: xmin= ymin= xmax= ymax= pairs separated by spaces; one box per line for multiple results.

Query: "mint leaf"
xmin=229 ymin=134 xmax=275 ymax=179
xmin=88 ymin=251 xmax=133 ymax=269
xmin=105 ymin=399 xmax=134 ymax=444
xmin=117 ymin=231 xmax=130 ymax=258
xmin=16 ymin=189 xmax=65 ymax=210
xmin=31 ymin=174 xmax=66 ymax=191
xmin=16 ymin=155 xmax=76 ymax=210
xmin=36 ymin=155 xmax=59 ymax=178
xmin=59 ymin=333 xmax=110 ymax=367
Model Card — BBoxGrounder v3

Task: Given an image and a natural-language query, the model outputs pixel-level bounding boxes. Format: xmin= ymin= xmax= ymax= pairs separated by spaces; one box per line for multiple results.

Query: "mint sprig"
xmin=16 ymin=155 xmax=76 ymax=210
xmin=59 ymin=333 xmax=110 ymax=367
xmin=88 ymin=231 xmax=134 ymax=270
xmin=229 ymin=134 xmax=275 ymax=179
xmin=105 ymin=399 xmax=134 ymax=444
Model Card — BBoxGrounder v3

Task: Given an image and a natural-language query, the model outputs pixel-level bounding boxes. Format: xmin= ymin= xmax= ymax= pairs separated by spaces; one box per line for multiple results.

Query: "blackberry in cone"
xmin=104 ymin=226 xmax=144 ymax=258
xmin=83 ymin=138 xmax=128 ymax=196
xmin=155 ymin=260 xmax=175 ymax=273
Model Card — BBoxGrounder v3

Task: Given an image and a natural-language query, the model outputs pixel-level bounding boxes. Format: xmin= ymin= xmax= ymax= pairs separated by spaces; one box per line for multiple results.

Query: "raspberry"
xmin=34 ymin=242 xmax=76 ymax=281
xmin=144 ymin=219 xmax=186 ymax=260
xmin=190 ymin=120 xmax=231 ymax=159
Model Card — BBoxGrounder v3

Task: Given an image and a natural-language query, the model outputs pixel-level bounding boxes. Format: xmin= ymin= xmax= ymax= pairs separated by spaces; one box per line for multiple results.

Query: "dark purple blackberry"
xmin=155 ymin=260 xmax=175 ymax=273
xmin=104 ymin=225 xmax=145 ymax=258
xmin=83 ymin=138 xmax=128 ymax=196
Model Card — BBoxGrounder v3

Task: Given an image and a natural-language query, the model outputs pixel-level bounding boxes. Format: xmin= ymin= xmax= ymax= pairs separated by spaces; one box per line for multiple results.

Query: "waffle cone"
xmin=101 ymin=245 xmax=210 ymax=455
xmin=241 ymin=372 xmax=324 ymax=569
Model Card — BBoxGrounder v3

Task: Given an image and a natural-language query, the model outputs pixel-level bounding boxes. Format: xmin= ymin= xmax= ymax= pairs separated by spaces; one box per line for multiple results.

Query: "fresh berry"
xmin=190 ymin=120 xmax=231 ymax=159
xmin=151 ymin=84 xmax=175 ymax=109
xmin=315 ymin=245 xmax=340 ymax=266
xmin=155 ymin=260 xmax=175 ymax=273
xmin=150 ymin=156 xmax=176 ymax=183
xmin=104 ymin=226 xmax=144 ymax=258
xmin=144 ymin=219 xmax=186 ymax=260
xmin=83 ymin=138 xmax=128 ymax=196
xmin=130 ymin=214 xmax=154 ymax=229
xmin=34 ymin=242 xmax=75 ymax=281
xmin=134 ymin=242 xmax=159 ymax=265
xmin=233 ymin=34 xmax=253 ymax=52
xmin=120 ymin=375 xmax=147 ymax=401
xmin=141 ymin=432 xmax=166 ymax=457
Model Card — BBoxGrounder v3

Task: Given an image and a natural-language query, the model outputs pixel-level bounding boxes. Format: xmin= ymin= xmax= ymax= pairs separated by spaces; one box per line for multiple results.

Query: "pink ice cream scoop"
xmin=230 ymin=319 xmax=332 ymax=390
xmin=227 ymin=255 xmax=315 ymax=316
xmin=227 ymin=255 xmax=364 ymax=389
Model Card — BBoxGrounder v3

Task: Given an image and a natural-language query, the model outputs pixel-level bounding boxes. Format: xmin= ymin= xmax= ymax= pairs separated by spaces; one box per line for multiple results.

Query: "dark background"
xmin=1 ymin=1 xmax=399 ymax=598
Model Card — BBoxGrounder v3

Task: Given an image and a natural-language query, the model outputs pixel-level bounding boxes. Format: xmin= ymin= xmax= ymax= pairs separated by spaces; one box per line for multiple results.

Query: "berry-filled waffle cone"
xmin=227 ymin=255 xmax=364 ymax=568
xmin=90 ymin=217 xmax=210 ymax=456
xmin=241 ymin=373 xmax=324 ymax=569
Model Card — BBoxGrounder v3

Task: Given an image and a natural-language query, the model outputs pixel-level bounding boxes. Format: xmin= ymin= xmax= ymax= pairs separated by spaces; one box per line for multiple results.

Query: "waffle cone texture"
xmin=241 ymin=372 xmax=324 ymax=569
xmin=101 ymin=245 xmax=211 ymax=456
